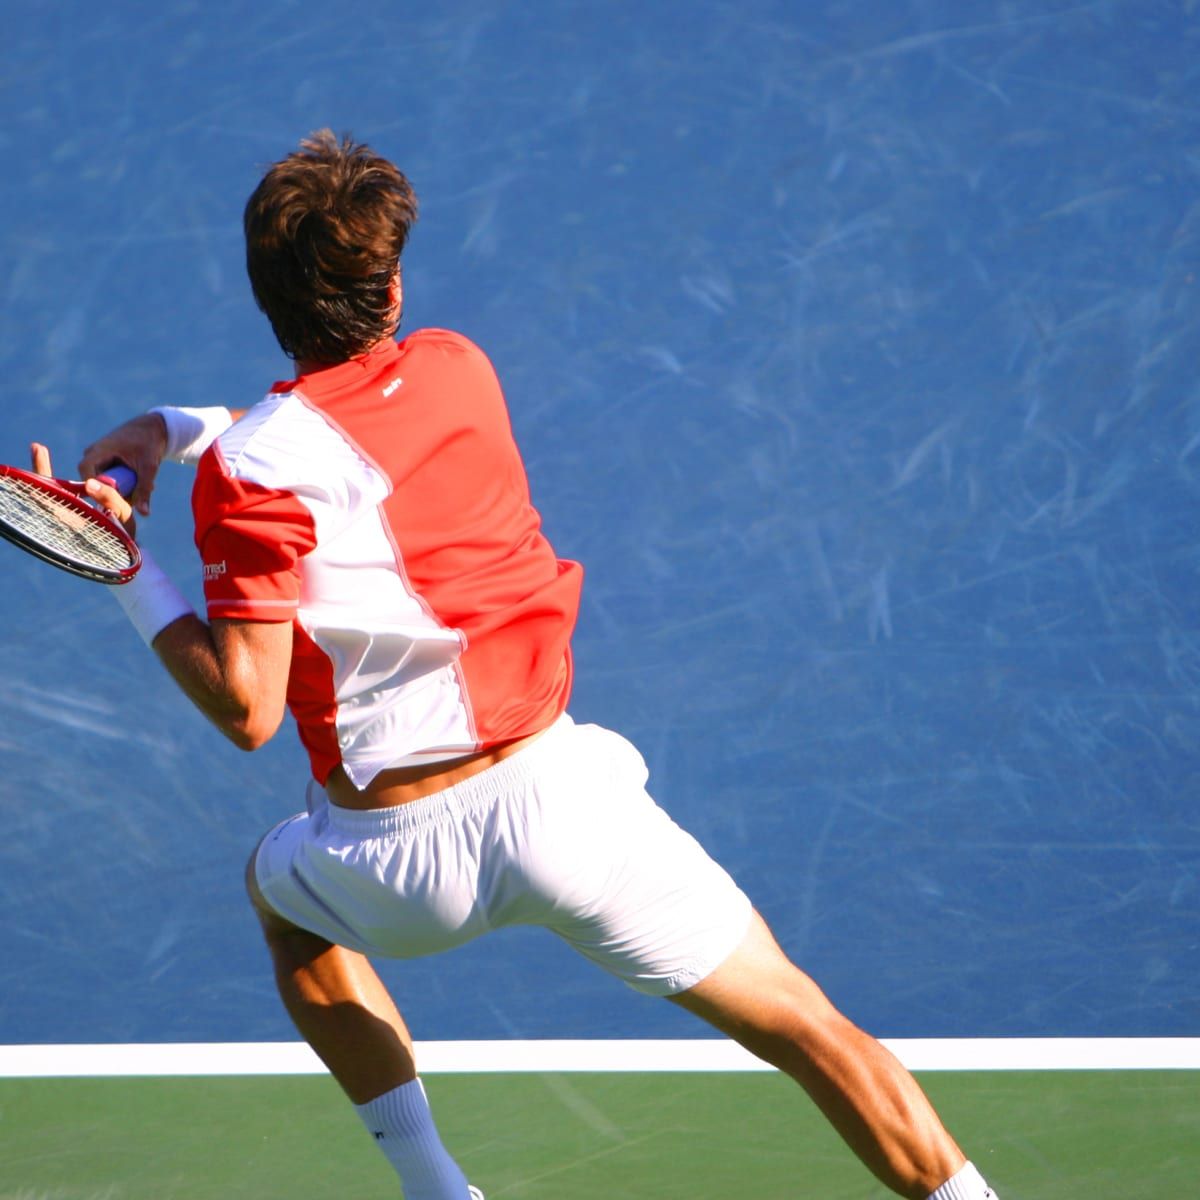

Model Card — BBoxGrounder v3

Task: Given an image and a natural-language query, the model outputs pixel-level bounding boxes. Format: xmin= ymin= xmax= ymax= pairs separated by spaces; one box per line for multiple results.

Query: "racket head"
xmin=0 ymin=464 xmax=141 ymax=585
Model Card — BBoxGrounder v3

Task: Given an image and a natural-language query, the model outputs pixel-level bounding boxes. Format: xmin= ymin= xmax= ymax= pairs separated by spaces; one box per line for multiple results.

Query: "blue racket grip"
xmin=98 ymin=464 xmax=138 ymax=497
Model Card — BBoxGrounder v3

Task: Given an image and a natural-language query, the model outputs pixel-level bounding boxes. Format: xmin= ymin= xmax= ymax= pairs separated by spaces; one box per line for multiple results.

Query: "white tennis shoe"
xmin=468 ymin=1189 xmax=485 ymax=1199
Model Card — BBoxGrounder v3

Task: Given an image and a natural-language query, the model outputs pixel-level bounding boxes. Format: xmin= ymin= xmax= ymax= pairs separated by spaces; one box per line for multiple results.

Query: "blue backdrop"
xmin=0 ymin=0 xmax=1196 ymax=1044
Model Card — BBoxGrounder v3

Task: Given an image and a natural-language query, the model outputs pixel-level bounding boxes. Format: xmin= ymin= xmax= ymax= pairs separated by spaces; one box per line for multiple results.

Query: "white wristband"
xmin=113 ymin=547 xmax=195 ymax=647
xmin=149 ymin=405 xmax=234 ymax=465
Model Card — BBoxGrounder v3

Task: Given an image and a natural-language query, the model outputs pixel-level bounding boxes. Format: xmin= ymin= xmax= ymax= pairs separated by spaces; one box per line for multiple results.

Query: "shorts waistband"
xmin=317 ymin=713 xmax=575 ymax=837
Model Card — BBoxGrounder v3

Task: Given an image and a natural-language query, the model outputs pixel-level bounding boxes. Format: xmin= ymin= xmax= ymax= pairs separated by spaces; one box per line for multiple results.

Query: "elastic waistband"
xmin=317 ymin=713 xmax=575 ymax=837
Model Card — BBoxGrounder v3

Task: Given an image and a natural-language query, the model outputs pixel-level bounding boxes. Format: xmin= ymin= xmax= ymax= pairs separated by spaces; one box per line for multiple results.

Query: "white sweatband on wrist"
xmin=149 ymin=405 xmax=234 ymax=465
xmin=113 ymin=547 xmax=195 ymax=647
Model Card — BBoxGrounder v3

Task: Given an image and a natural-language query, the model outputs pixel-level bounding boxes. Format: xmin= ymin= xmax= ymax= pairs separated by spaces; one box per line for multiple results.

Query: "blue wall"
xmin=0 ymin=0 xmax=1196 ymax=1044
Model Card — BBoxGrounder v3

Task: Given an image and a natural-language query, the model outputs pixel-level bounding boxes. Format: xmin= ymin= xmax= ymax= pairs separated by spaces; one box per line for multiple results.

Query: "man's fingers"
xmin=83 ymin=477 xmax=135 ymax=526
xmin=78 ymin=414 xmax=168 ymax=517
xmin=128 ymin=466 xmax=159 ymax=517
xmin=30 ymin=442 xmax=53 ymax=477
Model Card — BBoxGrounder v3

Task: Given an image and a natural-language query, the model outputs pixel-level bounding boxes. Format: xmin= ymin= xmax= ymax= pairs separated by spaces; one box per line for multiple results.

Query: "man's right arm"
xmin=78 ymin=449 xmax=294 ymax=754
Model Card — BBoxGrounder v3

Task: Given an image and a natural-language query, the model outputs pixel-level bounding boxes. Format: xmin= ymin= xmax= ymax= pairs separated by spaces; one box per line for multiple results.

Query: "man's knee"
xmin=671 ymin=909 xmax=845 ymax=1043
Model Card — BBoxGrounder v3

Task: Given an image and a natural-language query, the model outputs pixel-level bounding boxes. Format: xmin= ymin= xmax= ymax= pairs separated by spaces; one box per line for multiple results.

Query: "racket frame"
xmin=0 ymin=463 xmax=142 ymax=585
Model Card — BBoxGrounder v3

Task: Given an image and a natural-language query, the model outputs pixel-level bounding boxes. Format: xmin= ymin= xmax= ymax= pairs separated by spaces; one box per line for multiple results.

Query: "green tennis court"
xmin=1 ymin=1068 xmax=1194 ymax=1198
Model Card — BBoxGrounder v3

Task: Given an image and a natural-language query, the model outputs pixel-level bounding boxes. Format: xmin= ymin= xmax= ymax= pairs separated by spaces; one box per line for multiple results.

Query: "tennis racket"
xmin=0 ymin=463 xmax=141 ymax=584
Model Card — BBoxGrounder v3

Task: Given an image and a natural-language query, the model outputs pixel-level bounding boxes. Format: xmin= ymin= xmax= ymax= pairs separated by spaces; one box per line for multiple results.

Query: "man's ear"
xmin=389 ymin=268 xmax=403 ymax=320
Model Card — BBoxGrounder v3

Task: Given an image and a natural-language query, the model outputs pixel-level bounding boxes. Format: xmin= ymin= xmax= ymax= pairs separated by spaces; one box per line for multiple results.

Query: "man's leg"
xmin=670 ymin=909 xmax=992 ymax=1200
xmin=245 ymin=853 xmax=478 ymax=1200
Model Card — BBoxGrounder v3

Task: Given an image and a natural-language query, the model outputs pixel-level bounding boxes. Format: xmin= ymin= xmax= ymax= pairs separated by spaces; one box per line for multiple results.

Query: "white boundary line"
xmin=0 ymin=1039 xmax=1196 ymax=1078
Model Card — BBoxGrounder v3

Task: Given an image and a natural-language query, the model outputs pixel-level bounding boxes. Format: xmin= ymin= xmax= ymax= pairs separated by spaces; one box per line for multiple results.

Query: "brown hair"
xmin=243 ymin=130 xmax=419 ymax=365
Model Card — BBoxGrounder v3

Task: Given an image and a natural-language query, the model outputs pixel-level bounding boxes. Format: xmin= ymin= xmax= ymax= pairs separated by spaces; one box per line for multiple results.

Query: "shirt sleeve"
xmin=191 ymin=445 xmax=318 ymax=621
xmin=150 ymin=405 xmax=235 ymax=466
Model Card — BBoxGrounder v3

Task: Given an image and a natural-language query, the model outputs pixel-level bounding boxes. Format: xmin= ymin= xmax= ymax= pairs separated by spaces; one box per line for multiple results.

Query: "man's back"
xmin=193 ymin=329 xmax=583 ymax=786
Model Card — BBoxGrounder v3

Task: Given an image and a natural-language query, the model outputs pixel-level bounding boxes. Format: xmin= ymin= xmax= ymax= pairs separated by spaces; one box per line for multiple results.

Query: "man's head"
xmin=244 ymin=130 xmax=419 ymax=365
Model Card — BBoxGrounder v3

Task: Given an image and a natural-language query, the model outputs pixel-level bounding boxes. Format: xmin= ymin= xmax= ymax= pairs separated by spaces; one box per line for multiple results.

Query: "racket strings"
xmin=0 ymin=475 xmax=134 ymax=570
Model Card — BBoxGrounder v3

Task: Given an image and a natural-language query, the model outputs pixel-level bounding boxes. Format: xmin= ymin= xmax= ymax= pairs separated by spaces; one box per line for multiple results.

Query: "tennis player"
xmin=73 ymin=131 xmax=1000 ymax=1200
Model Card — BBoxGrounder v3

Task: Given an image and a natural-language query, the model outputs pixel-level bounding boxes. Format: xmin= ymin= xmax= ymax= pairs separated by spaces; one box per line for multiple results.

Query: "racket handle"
xmin=98 ymin=464 xmax=138 ymax=498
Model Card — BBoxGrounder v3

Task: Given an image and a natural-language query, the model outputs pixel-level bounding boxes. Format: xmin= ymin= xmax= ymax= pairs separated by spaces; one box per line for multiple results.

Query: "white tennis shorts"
xmin=254 ymin=715 xmax=752 ymax=996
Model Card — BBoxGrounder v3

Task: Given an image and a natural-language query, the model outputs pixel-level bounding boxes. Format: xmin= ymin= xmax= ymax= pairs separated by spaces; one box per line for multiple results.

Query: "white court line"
xmin=0 ymin=1039 xmax=1196 ymax=1078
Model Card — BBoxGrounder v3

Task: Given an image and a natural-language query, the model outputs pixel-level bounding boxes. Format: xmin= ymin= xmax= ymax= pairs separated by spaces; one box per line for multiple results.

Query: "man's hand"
xmin=78 ymin=412 xmax=169 ymax=517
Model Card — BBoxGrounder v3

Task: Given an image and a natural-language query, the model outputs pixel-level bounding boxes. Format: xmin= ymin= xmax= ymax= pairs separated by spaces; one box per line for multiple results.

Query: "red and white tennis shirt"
xmin=191 ymin=329 xmax=583 ymax=788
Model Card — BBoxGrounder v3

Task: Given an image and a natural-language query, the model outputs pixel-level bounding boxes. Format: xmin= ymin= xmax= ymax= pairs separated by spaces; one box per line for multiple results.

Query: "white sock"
xmin=354 ymin=1078 xmax=472 ymax=1199
xmin=928 ymin=1161 xmax=998 ymax=1200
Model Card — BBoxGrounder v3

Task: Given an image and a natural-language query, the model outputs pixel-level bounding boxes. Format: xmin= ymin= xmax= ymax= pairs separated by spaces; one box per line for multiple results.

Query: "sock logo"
xmin=372 ymin=1130 xmax=386 ymax=1140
